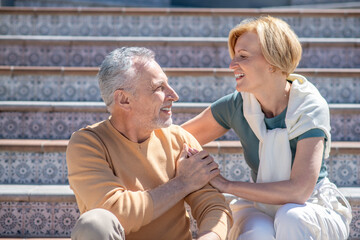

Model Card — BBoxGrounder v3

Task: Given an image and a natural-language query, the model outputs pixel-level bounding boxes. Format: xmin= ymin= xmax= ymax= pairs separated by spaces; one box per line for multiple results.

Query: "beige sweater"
xmin=66 ymin=119 xmax=232 ymax=240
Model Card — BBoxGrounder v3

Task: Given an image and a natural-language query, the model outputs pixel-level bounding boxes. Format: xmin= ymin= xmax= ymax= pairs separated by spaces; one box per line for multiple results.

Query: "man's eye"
xmin=155 ymin=86 xmax=164 ymax=91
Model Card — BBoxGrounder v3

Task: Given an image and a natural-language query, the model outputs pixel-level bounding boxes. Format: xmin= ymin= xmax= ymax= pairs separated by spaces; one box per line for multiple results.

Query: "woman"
xmin=182 ymin=16 xmax=352 ymax=240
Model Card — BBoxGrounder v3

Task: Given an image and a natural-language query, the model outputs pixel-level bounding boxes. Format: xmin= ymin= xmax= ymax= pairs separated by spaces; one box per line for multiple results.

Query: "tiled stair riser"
xmin=0 ymin=111 xmax=359 ymax=141
xmin=0 ymin=201 xmax=79 ymax=238
xmin=1 ymin=74 xmax=359 ymax=104
xmin=1 ymin=200 xmax=360 ymax=239
xmin=1 ymin=44 xmax=360 ymax=68
xmin=0 ymin=152 xmax=360 ymax=238
xmin=1 ymin=13 xmax=359 ymax=38
xmin=0 ymin=151 xmax=359 ymax=187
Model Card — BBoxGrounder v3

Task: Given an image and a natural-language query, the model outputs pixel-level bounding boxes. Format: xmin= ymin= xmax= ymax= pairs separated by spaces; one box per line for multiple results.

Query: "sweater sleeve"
xmin=185 ymin=185 xmax=233 ymax=239
xmin=180 ymin=127 xmax=233 ymax=239
xmin=66 ymin=130 xmax=153 ymax=234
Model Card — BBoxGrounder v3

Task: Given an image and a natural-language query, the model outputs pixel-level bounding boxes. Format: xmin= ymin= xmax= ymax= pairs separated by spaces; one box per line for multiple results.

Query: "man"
xmin=66 ymin=47 xmax=232 ymax=240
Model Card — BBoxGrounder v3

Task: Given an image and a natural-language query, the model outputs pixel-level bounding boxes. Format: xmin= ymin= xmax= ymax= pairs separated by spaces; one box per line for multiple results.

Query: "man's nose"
xmin=167 ymin=86 xmax=179 ymax=102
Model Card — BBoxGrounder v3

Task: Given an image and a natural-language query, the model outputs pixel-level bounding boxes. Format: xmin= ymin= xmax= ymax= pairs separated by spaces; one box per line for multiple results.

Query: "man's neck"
xmin=109 ymin=115 xmax=152 ymax=143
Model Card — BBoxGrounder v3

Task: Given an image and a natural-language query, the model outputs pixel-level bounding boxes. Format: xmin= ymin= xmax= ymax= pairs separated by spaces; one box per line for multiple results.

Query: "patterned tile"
xmin=223 ymin=153 xmax=251 ymax=182
xmin=0 ymin=111 xmax=358 ymax=141
xmin=350 ymin=204 xmax=360 ymax=239
xmin=0 ymin=202 xmax=23 ymax=236
xmin=1 ymin=13 xmax=360 ymax=38
xmin=38 ymin=152 xmax=67 ymax=184
xmin=0 ymin=152 xmax=11 ymax=184
xmin=1 ymin=74 xmax=359 ymax=103
xmin=1 ymin=43 xmax=360 ymax=68
xmin=0 ymin=112 xmax=23 ymax=139
xmin=10 ymin=152 xmax=38 ymax=184
xmin=0 ymin=201 xmax=79 ymax=238
xmin=330 ymin=154 xmax=359 ymax=187
xmin=0 ymin=151 xmax=67 ymax=185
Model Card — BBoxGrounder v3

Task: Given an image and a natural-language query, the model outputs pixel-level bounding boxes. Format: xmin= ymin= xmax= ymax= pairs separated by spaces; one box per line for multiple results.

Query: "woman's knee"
xmin=275 ymin=203 xmax=320 ymax=239
xmin=275 ymin=203 xmax=307 ymax=228
xmin=71 ymin=208 xmax=125 ymax=240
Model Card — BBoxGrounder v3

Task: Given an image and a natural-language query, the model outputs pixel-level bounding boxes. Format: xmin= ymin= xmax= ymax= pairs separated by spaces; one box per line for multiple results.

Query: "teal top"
xmin=211 ymin=91 xmax=327 ymax=182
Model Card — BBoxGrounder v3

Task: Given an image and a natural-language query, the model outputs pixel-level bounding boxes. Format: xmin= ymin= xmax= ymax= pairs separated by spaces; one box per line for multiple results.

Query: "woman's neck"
xmin=254 ymin=77 xmax=291 ymax=118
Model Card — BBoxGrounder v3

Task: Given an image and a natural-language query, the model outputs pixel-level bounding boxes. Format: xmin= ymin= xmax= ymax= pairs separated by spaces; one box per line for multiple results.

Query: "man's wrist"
xmin=172 ymin=175 xmax=196 ymax=196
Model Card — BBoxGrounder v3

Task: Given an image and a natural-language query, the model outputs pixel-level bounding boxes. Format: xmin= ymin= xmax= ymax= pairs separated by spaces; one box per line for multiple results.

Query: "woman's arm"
xmin=211 ymin=137 xmax=324 ymax=205
xmin=181 ymin=107 xmax=229 ymax=145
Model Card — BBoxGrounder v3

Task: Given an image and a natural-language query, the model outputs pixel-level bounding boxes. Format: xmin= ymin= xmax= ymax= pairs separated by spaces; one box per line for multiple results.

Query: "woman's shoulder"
xmin=213 ymin=91 xmax=243 ymax=109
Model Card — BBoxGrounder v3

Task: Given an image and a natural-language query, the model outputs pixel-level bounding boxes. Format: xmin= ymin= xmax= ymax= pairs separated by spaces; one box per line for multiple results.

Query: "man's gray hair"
xmin=97 ymin=47 xmax=155 ymax=112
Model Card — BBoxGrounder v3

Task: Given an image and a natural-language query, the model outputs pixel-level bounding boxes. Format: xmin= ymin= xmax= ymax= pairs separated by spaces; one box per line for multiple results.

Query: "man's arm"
xmin=180 ymin=130 xmax=233 ymax=240
xmin=67 ymin=130 xmax=220 ymax=234
xmin=149 ymin=144 xmax=220 ymax=220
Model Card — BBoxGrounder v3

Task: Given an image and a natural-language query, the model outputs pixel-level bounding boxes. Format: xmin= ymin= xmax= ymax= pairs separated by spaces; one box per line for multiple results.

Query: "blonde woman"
xmin=182 ymin=16 xmax=352 ymax=240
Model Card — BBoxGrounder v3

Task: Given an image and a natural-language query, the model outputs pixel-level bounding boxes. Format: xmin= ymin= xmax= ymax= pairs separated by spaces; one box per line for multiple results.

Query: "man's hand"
xmin=149 ymin=144 xmax=220 ymax=220
xmin=176 ymin=144 xmax=220 ymax=193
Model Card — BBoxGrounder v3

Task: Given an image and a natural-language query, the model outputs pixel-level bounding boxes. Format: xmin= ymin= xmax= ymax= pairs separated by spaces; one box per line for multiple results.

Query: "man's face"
xmin=130 ymin=60 xmax=179 ymax=130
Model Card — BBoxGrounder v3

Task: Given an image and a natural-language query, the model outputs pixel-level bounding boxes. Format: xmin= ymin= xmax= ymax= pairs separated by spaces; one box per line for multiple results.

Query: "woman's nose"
xmin=229 ymin=58 xmax=238 ymax=69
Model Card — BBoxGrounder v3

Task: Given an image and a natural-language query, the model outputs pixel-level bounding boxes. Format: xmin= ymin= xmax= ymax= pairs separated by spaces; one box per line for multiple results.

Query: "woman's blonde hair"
xmin=228 ymin=16 xmax=302 ymax=76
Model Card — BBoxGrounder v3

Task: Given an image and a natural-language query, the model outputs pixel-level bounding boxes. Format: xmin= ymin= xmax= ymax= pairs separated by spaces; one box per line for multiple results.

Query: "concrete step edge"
xmin=1 ymin=66 xmax=360 ymax=77
xmin=0 ymin=101 xmax=359 ymax=113
xmin=1 ymin=139 xmax=360 ymax=154
xmin=0 ymin=184 xmax=358 ymax=203
xmin=0 ymin=184 xmax=75 ymax=202
xmin=0 ymin=35 xmax=359 ymax=45
xmin=0 ymin=6 xmax=360 ymax=16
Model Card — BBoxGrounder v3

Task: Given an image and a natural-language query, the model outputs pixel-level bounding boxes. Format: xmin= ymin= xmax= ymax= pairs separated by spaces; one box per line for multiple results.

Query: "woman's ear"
xmin=113 ymin=89 xmax=131 ymax=111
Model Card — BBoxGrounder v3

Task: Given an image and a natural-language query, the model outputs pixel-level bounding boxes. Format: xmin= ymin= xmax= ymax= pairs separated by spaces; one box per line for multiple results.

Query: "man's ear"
xmin=114 ymin=89 xmax=131 ymax=111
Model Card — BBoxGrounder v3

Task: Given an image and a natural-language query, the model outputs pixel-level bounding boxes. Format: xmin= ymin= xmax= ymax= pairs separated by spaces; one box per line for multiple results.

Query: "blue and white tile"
xmin=330 ymin=154 xmax=359 ymax=187
xmin=0 ymin=202 xmax=23 ymax=236
xmin=0 ymin=112 xmax=23 ymax=139
xmin=0 ymin=152 xmax=12 ymax=184
xmin=24 ymin=204 xmax=53 ymax=237
xmin=22 ymin=112 xmax=49 ymax=139
xmin=53 ymin=203 xmax=79 ymax=237
xmin=223 ymin=153 xmax=251 ymax=182
xmin=38 ymin=152 xmax=66 ymax=184
xmin=10 ymin=152 xmax=38 ymax=184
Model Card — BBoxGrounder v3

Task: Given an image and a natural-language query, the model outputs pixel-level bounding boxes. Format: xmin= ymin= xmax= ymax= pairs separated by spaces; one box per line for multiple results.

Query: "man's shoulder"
xmin=157 ymin=124 xmax=188 ymax=137
xmin=70 ymin=119 xmax=109 ymax=142
xmin=156 ymin=125 xmax=202 ymax=150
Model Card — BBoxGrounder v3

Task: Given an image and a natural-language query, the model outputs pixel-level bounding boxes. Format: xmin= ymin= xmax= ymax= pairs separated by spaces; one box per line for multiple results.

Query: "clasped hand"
xmin=176 ymin=144 xmax=220 ymax=193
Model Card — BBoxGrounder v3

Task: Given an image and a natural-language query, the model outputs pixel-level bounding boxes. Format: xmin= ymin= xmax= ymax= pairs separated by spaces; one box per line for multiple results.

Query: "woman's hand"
xmin=210 ymin=175 xmax=230 ymax=193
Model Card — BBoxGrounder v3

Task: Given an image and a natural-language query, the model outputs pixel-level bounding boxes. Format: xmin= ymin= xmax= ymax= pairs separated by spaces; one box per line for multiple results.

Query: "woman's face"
xmin=229 ymin=31 xmax=272 ymax=94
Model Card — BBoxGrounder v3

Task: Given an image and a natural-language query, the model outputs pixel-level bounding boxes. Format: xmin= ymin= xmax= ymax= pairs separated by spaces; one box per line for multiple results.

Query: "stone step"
xmin=1 ymin=139 xmax=359 ymax=187
xmin=0 ymin=101 xmax=359 ymax=141
xmin=0 ymin=184 xmax=359 ymax=239
xmin=0 ymin=36 xmax=359 ymax=68
xmin=0 ymin=7 xmax=359 ymax=38
xmin=0 ymin=66 xmax=359 ymax=104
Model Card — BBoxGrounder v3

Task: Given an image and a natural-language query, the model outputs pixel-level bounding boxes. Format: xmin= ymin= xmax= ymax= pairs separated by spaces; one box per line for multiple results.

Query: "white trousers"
xmin=228 ymin=178 xmax=351 ymax=240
